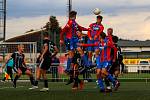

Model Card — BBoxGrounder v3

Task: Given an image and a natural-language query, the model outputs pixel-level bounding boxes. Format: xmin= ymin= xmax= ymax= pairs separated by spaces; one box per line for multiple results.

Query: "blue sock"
xmin=98 ymin=79 xmax=104 ymax=90
xmin=81 ymin=54 xmax=88 ymax=67
xmin=107 ymin=74 xmax=116 ymax=87
xmin=66 ymin=58 xmax=72 ymax=71
xmin=96 ymin=56 xmax=100 ymax=68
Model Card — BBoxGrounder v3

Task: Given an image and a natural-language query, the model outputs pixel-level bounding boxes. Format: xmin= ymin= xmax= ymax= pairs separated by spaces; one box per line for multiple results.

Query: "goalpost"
xmin=0 ymin=42 xmax=37 ymax=80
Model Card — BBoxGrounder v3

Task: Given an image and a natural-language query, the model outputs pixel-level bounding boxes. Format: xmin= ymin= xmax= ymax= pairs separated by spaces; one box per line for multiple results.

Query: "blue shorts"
xmin=65 ymin=37 xmax=79 ymax=51
xmin=97 ymin=61 xmax=112 ymax=70
xmin=87 ymin=39 xmax=99 ymax=52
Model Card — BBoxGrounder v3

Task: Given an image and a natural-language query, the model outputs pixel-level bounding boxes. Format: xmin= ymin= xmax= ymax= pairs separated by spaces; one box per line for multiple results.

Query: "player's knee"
xmin=114 ymin=71 xmax=119 ymax=77
xmin=95 ymin=49 xmax=100 ymax=55
xmin=26 ymin=70 xmax=31 ymax=75
xmin=101 ymin=69 xmax=108 ymax=76
xmin=68 ymin=51 xmax=74 ymax=58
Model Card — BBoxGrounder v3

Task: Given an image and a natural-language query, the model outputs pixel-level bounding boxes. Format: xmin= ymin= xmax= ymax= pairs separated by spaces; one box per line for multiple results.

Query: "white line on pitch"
xmin=0 ymin=86 xmax=24 ymax=90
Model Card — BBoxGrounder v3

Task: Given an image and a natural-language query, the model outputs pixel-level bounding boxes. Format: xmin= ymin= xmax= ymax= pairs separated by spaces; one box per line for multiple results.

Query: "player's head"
xmin=107 ymin=28 xmax=113 ymax=36
xmin=18 ymin=44 xmax=24 ymax=53
xmin=100 ymin=32 xmax=106 ymax=40
xmin=43 ymin=32 xmax=49 ymax=39
xmin=76 ymin=31 xmax=82 ymax=38
xmin=96 ymin=15 xmax=103 ymax=24
xmin=69 ymin=11 xmax=77 ymax=19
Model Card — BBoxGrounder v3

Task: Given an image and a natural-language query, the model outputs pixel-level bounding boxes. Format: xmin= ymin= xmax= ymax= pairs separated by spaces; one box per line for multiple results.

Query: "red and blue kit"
xmin=87 ymin=23 xmax=104 ymax=51
xmin=80 ymin=38 xmax=116 ymax=69
xmin=60 ymin=19 xmax=88 ymax=50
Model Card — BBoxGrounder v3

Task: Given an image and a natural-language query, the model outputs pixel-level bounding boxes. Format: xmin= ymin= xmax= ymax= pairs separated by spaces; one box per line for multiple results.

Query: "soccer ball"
xmin=93 ymin=8 xmax=101 ymax=15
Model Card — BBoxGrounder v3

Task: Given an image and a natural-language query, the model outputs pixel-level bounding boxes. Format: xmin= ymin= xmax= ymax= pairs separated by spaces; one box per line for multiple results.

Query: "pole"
xmin=68 ymin=0 xmax=72 ymax=17
xmin=4 ymin=0 xmax=6 ymax=41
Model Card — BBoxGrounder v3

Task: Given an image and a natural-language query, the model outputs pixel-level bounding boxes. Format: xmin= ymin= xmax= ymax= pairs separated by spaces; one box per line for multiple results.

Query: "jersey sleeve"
xmin=107 ymin=40 xmax=118 ymax=61
xmin=77 ymin=24 xmax=88 ymax=31
xmin=87 ymin=24 xmax=93 ymax=38
xmin=60 ymin=20 xmax=73 ymax=40
xmin=80 ymin=42 xmax=98 ymax=47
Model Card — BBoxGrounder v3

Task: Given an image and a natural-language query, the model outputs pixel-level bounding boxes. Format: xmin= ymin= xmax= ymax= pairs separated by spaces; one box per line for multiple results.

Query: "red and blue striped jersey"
xmin=60 ymin=19 xmax=88 ymax=40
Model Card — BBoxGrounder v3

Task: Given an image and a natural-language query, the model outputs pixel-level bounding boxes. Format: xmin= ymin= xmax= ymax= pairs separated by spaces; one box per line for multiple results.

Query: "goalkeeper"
xmin=1 ymin=54 xmax=14 ymax=82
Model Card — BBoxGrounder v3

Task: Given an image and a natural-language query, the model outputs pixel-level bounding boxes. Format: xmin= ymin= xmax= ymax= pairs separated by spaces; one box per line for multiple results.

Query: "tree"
xmin=43 ymin=16 xmax=61 ymax=48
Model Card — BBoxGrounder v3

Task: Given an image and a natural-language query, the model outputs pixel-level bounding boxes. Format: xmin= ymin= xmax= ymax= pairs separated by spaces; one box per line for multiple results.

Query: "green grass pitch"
xmin=0 ymin=82 xmax=150 ymax=100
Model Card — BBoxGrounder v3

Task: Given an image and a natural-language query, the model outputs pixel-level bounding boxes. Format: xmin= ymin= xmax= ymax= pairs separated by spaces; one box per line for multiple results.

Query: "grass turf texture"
xmin=1 ymin=73 xmax=150 ymax=79
xmin=0 ymin=82 xmax=150 ymax=100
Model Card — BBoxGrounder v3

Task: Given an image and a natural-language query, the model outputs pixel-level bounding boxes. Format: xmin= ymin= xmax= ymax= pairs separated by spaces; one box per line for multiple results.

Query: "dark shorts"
xmin=18 ymin=67 xmax=28 ymax=74
xmin=39 ymin=56 xmax=52 ymax=70
xmin=109 ymin=61 xmax=120 ymax=74
xmin=6 ymin=67 xmax=13 ymax=75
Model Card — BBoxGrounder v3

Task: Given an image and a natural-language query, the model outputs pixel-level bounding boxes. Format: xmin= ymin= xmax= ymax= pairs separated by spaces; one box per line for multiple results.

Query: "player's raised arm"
xmin=78 ymin=42 xmax=98 ymax=47
xmin=77 ymin=23 xmax=89 ymax=31
xmin=60 ymin=20 xmax=72 ymax=41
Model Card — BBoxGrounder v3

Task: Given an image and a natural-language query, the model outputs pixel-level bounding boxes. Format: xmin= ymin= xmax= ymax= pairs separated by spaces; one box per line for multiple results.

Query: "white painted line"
xmin=0 ymin=86 xmax=24 ymax=90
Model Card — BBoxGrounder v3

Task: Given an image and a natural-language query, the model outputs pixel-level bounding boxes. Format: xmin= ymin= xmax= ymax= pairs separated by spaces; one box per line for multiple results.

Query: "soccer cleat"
xmin=72 ymin=83 xmax=78 ymax=90
xmin=29 ymin=86 xmax=39 ymax=90
xmin=84 ymin=80 xmax=88 ymax=83
xmin=40 ymin=88 xmax=49 ymax=92
xmin=114 ymin=81 xmax=120 ymax=91
xmin=13 ymin=83 xmax=16 ymax=88
xmin=72 ymin=87 xmax=78 ymax=90
xmin=105 ymin=88 xmax=112 ymax=93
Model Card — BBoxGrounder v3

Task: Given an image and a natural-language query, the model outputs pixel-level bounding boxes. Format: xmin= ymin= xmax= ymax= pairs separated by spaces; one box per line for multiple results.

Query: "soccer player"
xmin=12 ymin=44 xmax=35 ymax=88
xmin=87 ymin=15 xmax=104 ymax=67
xmin=31 ymin=33 xmax=58 ymax=92
xmin=64 ymin=31 xmax=87 ymax=90
xmin=1 ymin=54 xmax=14 ymax=82
xmin=108 ymin=35 xmax=122 ymax=91
xmin=106 ymin=28 xmax=113 ymax=42
xmin=78 ymin=32 xmax=117 ymax=92
xmin=104 ymin=28 xmax=119 ymax=92
xmin=60 ymin=11 xmax=88 ymax=85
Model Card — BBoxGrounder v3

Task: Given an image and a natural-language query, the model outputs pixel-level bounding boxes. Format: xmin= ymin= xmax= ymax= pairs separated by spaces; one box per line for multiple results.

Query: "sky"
xmin=5 ymin=0 xmax=150 ymax=40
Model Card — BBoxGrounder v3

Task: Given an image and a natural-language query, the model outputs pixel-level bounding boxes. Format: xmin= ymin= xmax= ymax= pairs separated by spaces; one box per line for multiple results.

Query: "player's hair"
xmin=112 ymin=35 xmax=119 ymax=43
xmin=69 ymin=11 xmax=77 ymax=18
xmin=100 ymin=32 xmax=106 ymax=39
xmin=97 ymin=15 xmax=103 ymax=20
xmin=17 ymin=44 xmax=24 ymax=49
xmin=107 ymin=28 xmax=113 ymax=31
